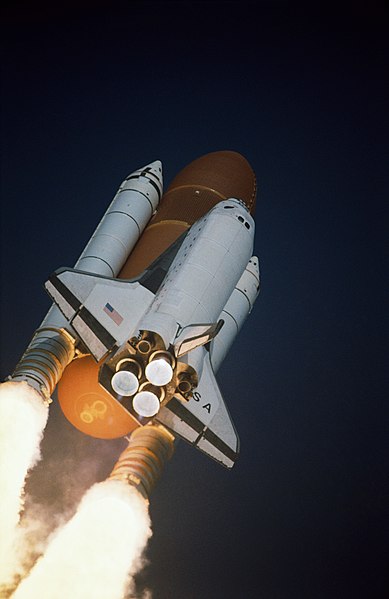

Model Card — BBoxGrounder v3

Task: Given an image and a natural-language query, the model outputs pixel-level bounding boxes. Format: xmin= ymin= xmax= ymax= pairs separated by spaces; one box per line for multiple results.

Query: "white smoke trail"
xmin=11 ymin=480 xmax=152 ymax=599
xmin=0 ymin=381 xmax=49 ymax=588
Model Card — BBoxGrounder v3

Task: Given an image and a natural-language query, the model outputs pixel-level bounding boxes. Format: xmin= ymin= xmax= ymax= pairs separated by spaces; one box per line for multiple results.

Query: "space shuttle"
xmin=12 ymin=151 xmax=260 ymax=468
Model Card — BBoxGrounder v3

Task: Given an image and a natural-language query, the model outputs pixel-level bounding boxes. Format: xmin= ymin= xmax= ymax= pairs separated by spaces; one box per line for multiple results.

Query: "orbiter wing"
xmin=156 ymin=350 xmax=239 ymax=468
xmin=45 ymin=268 xmax=155 ymax=361
xmin=45 ymin=232 xmax=188 ymax=360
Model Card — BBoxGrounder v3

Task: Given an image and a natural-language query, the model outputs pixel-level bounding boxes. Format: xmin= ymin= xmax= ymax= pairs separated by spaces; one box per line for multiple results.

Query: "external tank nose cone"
xmin=166 ymin=150 xmax=257 ymax=215
xmin=149 ymin=150 xmax=257 ymax=229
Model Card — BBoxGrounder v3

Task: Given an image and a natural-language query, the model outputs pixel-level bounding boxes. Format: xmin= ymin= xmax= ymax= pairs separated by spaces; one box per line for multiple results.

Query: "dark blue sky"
xmin=1 ymin=2 xmax=388 ymax=598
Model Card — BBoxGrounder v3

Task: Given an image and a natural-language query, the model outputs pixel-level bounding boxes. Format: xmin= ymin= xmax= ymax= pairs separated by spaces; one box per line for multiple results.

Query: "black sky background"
xmin=1 ymin=2 xmax=388 ymax=598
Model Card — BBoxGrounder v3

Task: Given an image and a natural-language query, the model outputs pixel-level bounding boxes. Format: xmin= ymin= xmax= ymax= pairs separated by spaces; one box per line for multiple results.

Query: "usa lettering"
xmin=192 ymin=392 xmax=211 ymax=413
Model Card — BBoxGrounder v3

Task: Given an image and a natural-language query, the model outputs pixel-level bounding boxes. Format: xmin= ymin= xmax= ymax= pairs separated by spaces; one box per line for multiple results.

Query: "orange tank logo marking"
xmin=80 ymin=400 xmax=107 ymax=423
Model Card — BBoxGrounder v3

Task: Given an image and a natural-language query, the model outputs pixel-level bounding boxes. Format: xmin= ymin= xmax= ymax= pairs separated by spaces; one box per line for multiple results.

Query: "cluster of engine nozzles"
xmin=109 ymin=334 xmax=195 ymax=419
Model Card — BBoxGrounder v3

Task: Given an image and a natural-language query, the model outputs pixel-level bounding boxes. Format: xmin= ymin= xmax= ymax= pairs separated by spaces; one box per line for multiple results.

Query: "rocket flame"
xmin=11 ymin=481 xmax=152 ymax=599
xmin=0 ymin=381 xmax=48 ymax=588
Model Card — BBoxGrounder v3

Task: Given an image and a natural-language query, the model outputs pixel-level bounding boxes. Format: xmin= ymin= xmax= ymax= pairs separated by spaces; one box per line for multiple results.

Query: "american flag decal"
xmin=103 ymin=302 xmax=123 ymax=326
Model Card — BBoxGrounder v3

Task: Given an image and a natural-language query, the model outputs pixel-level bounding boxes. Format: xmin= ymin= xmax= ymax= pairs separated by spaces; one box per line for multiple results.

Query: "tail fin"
xmin=174 ymin=321 xmax=224 ymax=357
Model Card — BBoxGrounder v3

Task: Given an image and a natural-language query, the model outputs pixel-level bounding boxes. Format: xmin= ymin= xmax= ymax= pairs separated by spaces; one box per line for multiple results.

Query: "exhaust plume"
xmin=0 ymin=381 xmax=49 ymax=588
xmin=11 ymin=481 xmax=152 ymax=599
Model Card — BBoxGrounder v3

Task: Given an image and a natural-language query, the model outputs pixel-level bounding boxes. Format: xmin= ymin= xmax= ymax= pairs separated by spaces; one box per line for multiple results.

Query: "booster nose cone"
xmin=142 ymin=159 xmax=162 ymax=178
xmin=148 ymin=159 xmax=162 ymax=173
xmin=138 ymin=159 xmax=163 ymax=197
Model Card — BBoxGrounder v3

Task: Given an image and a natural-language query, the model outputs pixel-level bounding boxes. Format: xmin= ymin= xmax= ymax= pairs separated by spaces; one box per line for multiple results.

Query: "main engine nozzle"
xmin=111 ymin=358 xmax=142 ymax=397
xmin=145 ymin=351 xmax=174 ymax=386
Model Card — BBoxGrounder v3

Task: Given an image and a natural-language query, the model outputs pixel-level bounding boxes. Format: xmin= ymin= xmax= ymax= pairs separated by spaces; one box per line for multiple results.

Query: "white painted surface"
xmin=139 ymin=199 xmax=255 ymax=347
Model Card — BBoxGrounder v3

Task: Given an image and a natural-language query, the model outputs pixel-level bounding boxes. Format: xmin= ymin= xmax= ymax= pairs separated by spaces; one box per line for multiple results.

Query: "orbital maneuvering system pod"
xmin=11 ymin=151 xmax=260 ymax=480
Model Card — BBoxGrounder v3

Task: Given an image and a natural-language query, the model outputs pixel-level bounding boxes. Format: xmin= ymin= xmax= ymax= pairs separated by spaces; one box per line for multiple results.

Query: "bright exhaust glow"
xmin=145 ymin=359 xmax=173 ymax=386
xmin=0 ymin=381 xmax=48 ymax=588
xmin=11 ymin=481 xmax=152 ymax=599
xmin=111 ymin=371 xmax=139 ymax=397
xmin=133 ymin=391 xmax=160 ymax=418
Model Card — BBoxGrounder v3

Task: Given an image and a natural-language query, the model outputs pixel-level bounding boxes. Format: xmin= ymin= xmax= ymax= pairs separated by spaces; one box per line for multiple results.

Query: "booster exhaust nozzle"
xmin=11 ymin=327 xmax=76 ymax=401
xmin=108 ymin=425 xmax=175 ymax=499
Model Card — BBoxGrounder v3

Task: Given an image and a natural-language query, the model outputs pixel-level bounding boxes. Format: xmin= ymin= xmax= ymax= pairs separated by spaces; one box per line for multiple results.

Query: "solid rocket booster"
xmin=211 ymin=256 xmax=260 ymax=373
xmin=75 ymin=161 xmax=162 ymax=277
xmin=11 ymin=162 xmax=163 ymax=399
xmin=108 ymin=425 xmax=175 ymax=500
